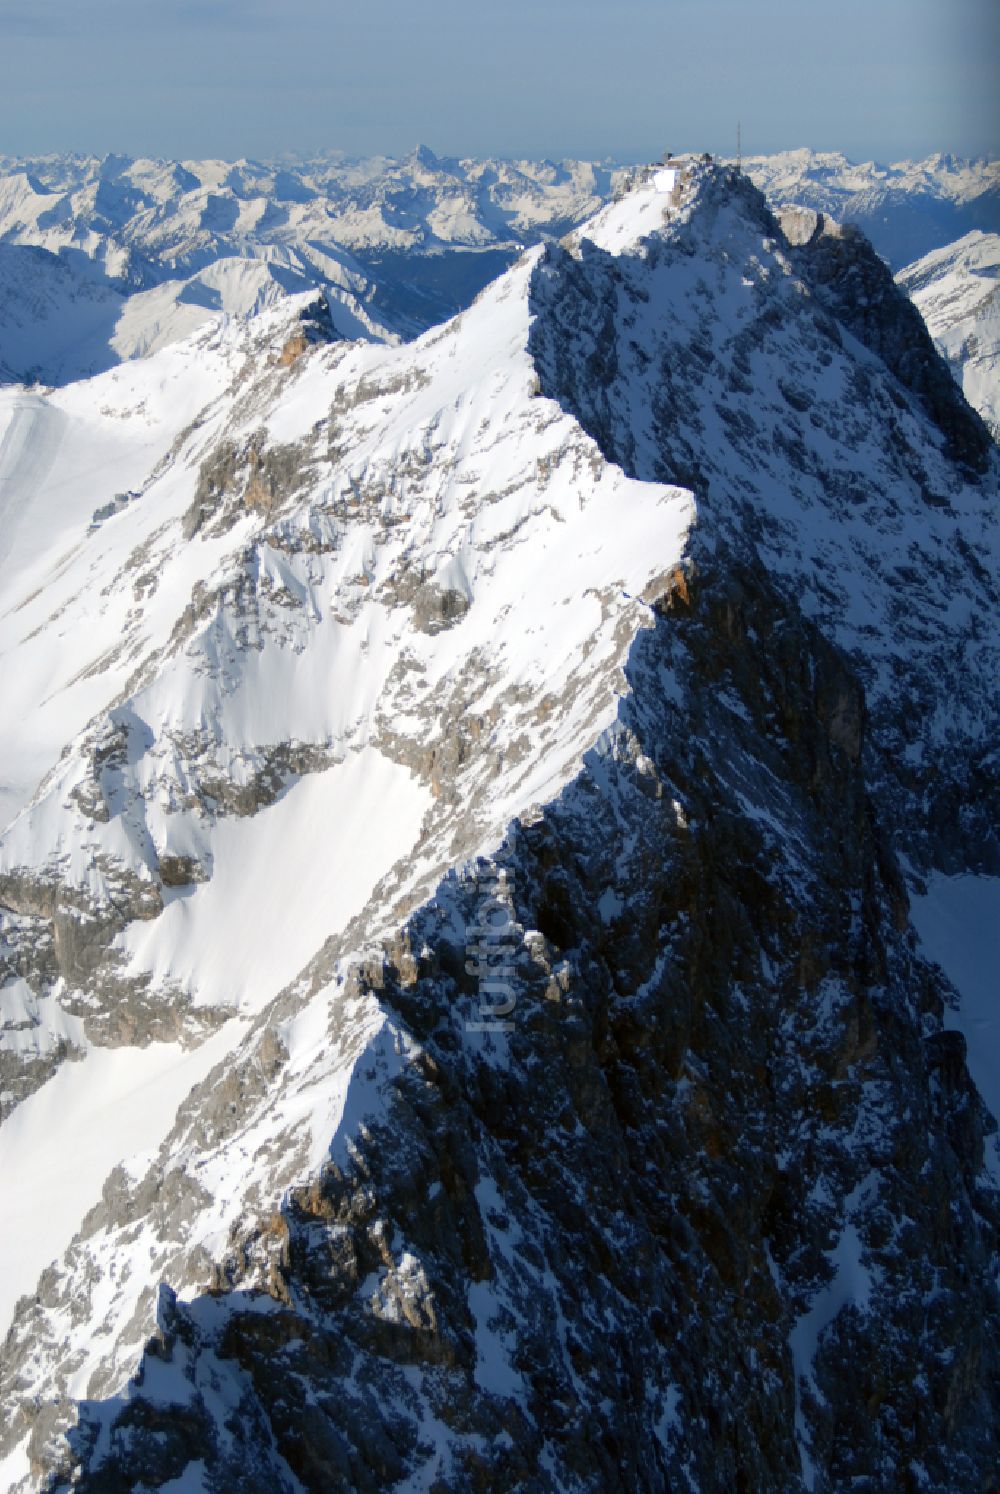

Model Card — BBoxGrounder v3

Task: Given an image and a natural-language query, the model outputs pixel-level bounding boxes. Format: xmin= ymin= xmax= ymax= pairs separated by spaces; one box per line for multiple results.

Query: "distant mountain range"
xmin=743 ymin=149 xmax=999 ymax=267
xmin=0 ymin=148 xmax=626 ymax=346
xmin=0 ymin=147 xmax=996 ymax=356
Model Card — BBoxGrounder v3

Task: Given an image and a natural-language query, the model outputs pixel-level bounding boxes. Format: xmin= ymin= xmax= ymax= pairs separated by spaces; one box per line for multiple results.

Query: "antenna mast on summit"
xmin=737 ymin=121 xmax=742 ymax=171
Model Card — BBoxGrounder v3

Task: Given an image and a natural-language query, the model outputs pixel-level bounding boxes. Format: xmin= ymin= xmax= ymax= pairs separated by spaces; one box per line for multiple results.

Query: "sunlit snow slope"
xmin=0 ymin=233 xmax=693 ymax=1415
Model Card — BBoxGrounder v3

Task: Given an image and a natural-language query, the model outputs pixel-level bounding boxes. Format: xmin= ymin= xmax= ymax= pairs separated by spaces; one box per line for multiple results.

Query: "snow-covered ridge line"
xmin=0 ymin=157 xmax=997 ymax=1491
xmin=2 ymin=145 xmax=993 ymax=261
xmin=0 ymin=238 xmax=396 ymax=389
xmin=0 ymin=196 xmax=696 ymax=1396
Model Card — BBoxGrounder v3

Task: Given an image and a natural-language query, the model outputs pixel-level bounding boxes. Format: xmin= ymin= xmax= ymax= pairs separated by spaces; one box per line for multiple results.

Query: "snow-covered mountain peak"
xmin=0 ymin=158 xmax=998 ymax=1492
xmin=0 ymin=227 xmax=694 ymax=1108
xmin=571 ymin=155 xmax=775 ymax=260
xmin=533 ymin=160 xmax=997 ymax=852
xmin=900 ymin=225 xmax=999 ymax=292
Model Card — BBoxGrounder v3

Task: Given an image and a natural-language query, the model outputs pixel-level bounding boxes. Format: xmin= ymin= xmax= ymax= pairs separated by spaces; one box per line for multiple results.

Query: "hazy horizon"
xmin=0 ymin=141 xmax=998 ymax=169
xmin=0 ymin=0 xmax=996 ymax=164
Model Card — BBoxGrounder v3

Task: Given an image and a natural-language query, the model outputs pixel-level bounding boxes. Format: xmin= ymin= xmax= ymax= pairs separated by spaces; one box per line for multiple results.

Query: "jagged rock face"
xmin=530 ymin=167 xmax=999 ymax=875
xmin=0 ymin=161 xmax=997 ymax=1491
xmin=25 ymin=567 xmax=998 ymax=1494
xmin=775 ymin=210 xmax=992 ymax=475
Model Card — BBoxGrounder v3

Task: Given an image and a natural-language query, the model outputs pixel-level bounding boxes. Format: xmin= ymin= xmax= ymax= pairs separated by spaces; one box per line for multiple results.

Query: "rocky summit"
xmin=0 ymin=158 xmax=997 ymax=1492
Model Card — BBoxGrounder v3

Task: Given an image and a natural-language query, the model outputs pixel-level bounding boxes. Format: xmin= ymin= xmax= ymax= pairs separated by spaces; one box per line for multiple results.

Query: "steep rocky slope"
xmin=0 ymin=161 xmax=997 ymax=1491
xmin=899 ymin=230 xmax=1000 ymax=438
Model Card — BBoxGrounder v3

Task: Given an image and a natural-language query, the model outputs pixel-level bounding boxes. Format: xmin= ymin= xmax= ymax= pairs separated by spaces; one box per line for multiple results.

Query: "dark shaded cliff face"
xmin=4 ymin=163 xmax=998 ymax=1492
xmin=47 ymin=563 xmax=998 ymax=1494
xmin=528 ymin=168 xmax=1000 ymax=879
xmin=775 ymin=208 xmax=992 ymax=477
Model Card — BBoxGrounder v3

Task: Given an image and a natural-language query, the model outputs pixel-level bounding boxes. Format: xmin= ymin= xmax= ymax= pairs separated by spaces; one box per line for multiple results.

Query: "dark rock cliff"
xmin=776 ymin=207 xmax=993 ymax=477
xmin=46 ymin=559 xmax=999 ymax=1492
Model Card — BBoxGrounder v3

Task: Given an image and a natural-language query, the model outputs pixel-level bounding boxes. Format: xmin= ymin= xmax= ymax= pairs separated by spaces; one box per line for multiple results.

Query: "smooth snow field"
xmin=0 ymin=1019 xmax=242 ymax=1338
xmin=120 ymin=748 xmax=431 ymax=1012
xmin=0 ymin=393 xmax=68 ymax=572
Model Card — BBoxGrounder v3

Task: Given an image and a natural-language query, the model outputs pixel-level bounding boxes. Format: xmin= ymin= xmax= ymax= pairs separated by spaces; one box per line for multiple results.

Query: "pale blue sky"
xmin=0 ymin=0 xmax=996 ymax=162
